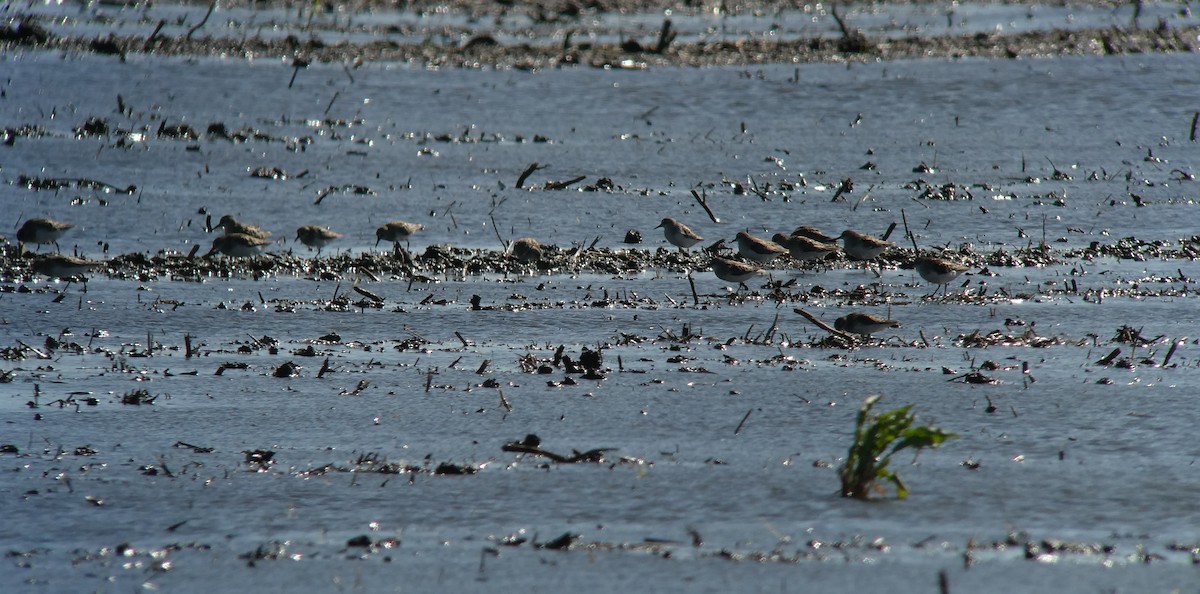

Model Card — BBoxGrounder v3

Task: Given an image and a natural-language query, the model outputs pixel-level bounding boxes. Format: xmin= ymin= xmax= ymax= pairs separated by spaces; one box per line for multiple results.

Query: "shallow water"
xmin=2 ymin=37 xmax=1200 ymax=594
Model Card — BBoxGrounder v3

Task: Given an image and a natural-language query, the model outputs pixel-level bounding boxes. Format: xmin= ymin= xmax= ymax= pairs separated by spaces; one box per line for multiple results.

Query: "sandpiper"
xmin=834 ymin=312 xmax=901 ymax=336
xmin=915 ymin=256 xmax=969 ymax=296
xmin=214 ymin=215 xmax=271 ymax=239
xmin=17 ymin=218 xmax=75 ymax=252
xmin=655 ymin=217 xmax=703 ymax=249
xmin=204 ymin=233 xmax=272 ymax=258
xmin=837 ymin=229 xmax=894 ymax=261
xmin=295 ymin=225 xmax=342 ymax=256
xmin=735 ymin=231 xmax=788 ymax=264
xmin=792 ymin=226 xmax=838 ymax=244
xmin=375 ymin=220 xmax=423 ymax=249
xmin=772 ymin=233 xmax=839 ymax=263
xmin=509 ymin=237 xmax=543 ymax=263
xmin=32 ymin=254 xmax=103 ymax=279
xmin=710 ymin=256 xmax=760 ymax=284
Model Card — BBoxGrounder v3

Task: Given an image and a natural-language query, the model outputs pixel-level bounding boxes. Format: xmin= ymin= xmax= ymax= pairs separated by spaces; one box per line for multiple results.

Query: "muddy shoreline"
xmin=3 ymin=6 xmax=1197 ymax=68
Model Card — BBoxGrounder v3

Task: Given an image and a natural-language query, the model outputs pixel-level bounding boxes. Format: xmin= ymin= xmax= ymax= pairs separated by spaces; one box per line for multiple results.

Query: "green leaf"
xmin=838 ymin=396 xmax=957 ymax=500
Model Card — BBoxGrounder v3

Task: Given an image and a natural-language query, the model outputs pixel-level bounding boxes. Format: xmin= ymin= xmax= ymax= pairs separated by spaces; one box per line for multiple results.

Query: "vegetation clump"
xmin=839 ymin=395 xmax=956 ymax=500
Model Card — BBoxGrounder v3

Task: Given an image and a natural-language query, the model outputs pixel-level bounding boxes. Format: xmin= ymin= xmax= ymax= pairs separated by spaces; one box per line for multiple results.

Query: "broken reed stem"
xmin=901 ymin=208 xmax=919 ymax=254
xmin=1191 ymin=112 xmax=1199 ymax=142
xmin=185 ymin=1 xmax=216 ymax=40
xmin=879 ymin=221 xmax=898 ymax=242
xmin=544 ymin=175 xmax=586 ymax=190
xmin=456 ymin=331 xmax=470 ymax=348
xmin=764 ymin=311 xmax=780 ymax=344
xmin=654 ymin=18 xmax=676 ymax=53
xmin=793 ymin=307 xmax=854 ymax=341
xmin=516 ymin=162 xmax=540 ymax=189
xmin=734 ymin=408 xmax=753 ymax=435
xmin=1162 ymin=339 xmax=1179 ymax=367
xmin=1096 ymin=347 xmax=1121 ymax=366
xmin=489 ymin=214 xmax=507 ymax=250
xmin=288 ymin=59 xmax=306 ymax=89
xmin=690 ymin=189 xmax=720 ymax=223
xmin=352 ymin=285 xmax=384 ymax=303
xmin=687 ymin=272 xmax=699 ymax=306
xmin=142 ymin=19 xmax=166 ymax=51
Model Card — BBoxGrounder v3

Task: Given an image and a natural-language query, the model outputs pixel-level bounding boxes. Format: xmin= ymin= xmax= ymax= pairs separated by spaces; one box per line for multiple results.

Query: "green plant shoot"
xmin=839 ymin=395 xmax=957 ymax=500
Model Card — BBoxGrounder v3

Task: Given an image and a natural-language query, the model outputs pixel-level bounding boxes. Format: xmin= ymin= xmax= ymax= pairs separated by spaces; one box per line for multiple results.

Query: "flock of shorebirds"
xmin=14 ymin=214 xmax=971 ymax=338
xmin=653 ymin=217 xmax=969 ymax=337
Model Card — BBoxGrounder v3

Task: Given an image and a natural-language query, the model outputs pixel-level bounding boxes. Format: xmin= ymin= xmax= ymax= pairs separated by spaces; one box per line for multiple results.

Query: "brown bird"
xmin=735 ymin=231 xmax=788 ymax=264
xmin=709 ymin=256 xmax=760 ymax=285
xmin=509 ymin=237 xmax=543 ymax=263
xmin=214 ymin=215 xmax=271 ymax=239
xmin=915 ymin=256 xmax=969 ymax=296
xmin=205 ymin=233 xmax=272 ymax=258
xmin=32 ymin=254 xmax=103 ymax=279
xmin=837 ymin=229 xmax=894 ymax=261
xmin=655 ymin=217 xmax=704 ymax=249
xmin=375 ymin=221 xmax=423 ymax=249
xmin=834 ymin=312 xmax=901 ymax=336
xmin=792 ymin=226 xmax=838 ymax=244
xmin=772 ymin=233 xmax=839 ymax=263
xmin=17 ymin=218 xmax=75 ymax=252
xmin=295 ymin=225 xmax=343 ymax=256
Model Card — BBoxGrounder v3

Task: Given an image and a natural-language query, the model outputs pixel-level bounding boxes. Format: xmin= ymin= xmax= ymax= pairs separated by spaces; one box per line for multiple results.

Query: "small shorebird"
xmin=214 ymin=215 xmax=271 ymax=239
xmin=17 ymin=218 xmax=75 ymax=252
xmin=509 ymin=237 xmax=543 ymax=263
xmin=735 ymin=231 xmax=789 ymax=264
xmin=792 ymin=226 xmax=838 ymax=244
xmin=915 ymin=256 xmax=969 ymax=296
xmin=655 ymin=217 xmax=703 ymax=249
xmin=295 ymin=225 xmax=342 ymax=256
xmin=837 ymin=229 xmax=894 ymax=261
xmin=32 ymin=254 xmax=103 ymax=279
xmin=375 ymin=220 xmax=423 ymax=249
xmin=710 ymin=256 xmax=760 ymax=285
xmin=204 ymin=233 xmax=272 ymax=258
xmin=834 ymin=312 xmax=901 ymax=336
xmin=772 ymin=233 xmax=839 ymax=264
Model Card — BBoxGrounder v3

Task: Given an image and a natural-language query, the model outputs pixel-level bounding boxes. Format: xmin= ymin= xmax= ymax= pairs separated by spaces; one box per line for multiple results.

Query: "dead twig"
xmin=501 ymin=441 xmax=614 ymax=463
xmin=690 ymin=189 xmax=721 ymax=223
xmin=185 ymin=1 xmax=216 ymax=40
xmin=543 ymin=175 xmax=586 ymax=190
xmin=352 ymin=285 xmax=384 ymax=303
xmin=516 ymin=162 xmax=544 ymax=189
xmin=792 ymin=308 xmax=854 ymax=341
xmin=653 ymin=19 xmax=676 ymax=54
xmin=734 ymin=409 xmax=753 ymax=435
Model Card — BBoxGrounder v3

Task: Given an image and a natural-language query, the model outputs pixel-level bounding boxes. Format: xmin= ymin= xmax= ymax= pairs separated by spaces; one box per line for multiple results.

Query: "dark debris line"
xmin=3 ymin=234 xmax=1199 ymax=282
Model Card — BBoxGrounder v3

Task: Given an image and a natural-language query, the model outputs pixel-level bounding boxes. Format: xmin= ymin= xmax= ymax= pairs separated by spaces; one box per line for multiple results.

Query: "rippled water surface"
xmin=2 ymin=38 xmax=1200 ymax=593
